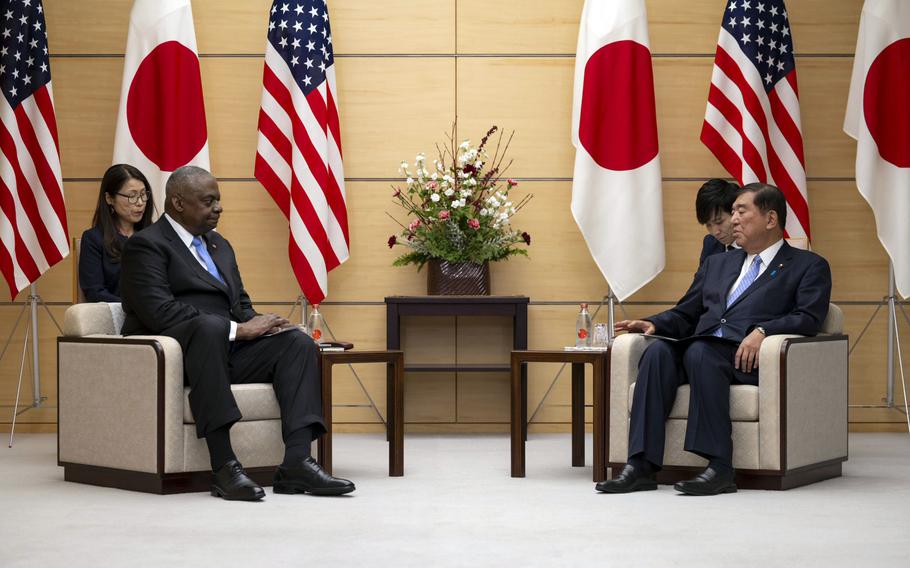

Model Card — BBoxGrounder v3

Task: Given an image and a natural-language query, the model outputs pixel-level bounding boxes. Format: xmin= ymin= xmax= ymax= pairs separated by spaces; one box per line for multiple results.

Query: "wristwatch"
xmin=755 ymin=326 xmax=767 ymax=336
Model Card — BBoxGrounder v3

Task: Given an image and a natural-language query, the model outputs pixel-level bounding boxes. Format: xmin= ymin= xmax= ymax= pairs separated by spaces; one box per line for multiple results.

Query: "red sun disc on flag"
xmin=864 ymin=38 xmax=910 ymax=168
xmin=126 ymin=41 xmax=208 ymax=171
xmin=579 ymin=40 xmax=659 ymax=172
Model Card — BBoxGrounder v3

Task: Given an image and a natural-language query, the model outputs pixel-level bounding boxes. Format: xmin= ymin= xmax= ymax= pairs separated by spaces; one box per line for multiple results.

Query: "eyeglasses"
xmin=116 ymin=191 xmax=151 ymax=205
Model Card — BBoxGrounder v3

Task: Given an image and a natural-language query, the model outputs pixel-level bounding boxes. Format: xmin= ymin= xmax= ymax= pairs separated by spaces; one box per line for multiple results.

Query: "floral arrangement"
xmin=387 ymin=125 xmax=532 ymax=269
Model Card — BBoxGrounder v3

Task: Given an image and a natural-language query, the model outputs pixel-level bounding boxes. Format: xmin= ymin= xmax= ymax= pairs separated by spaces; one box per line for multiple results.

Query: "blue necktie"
xmin=191 ymin=236 xmax=225 ymax=284
xmin=714 ymin=255 xmax=762 ymax=337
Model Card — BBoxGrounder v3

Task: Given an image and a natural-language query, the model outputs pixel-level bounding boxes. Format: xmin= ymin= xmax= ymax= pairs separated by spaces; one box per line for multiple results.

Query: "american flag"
xmin=255 ymin=0 xmax=349 ymax=305
xmin=0 ymin=0 xmax=67 ymax=299
xmin=701 ymin=0 xmax=810 ymax=243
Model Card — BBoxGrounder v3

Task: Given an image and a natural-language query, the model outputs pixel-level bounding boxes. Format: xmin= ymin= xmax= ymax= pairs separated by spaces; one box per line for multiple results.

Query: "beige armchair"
xmin=57 ymin=303 xmax=283 ymax=494
xmin=607 ymin=303 xmax=848 ymax=490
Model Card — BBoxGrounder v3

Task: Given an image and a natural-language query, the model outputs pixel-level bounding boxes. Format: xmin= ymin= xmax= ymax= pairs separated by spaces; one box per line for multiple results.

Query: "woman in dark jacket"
xmin=79 ymin=164 xmax=154 ymax=302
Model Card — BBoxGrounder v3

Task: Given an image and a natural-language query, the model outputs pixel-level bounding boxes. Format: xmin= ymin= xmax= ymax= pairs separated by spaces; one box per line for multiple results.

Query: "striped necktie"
xmin=713 ymin=255 xmax=762 ymax=337
xmin=191 ymin=236 xmax=225 ymax=284
xmin=728 ymin=255 xmax=762 ymax=306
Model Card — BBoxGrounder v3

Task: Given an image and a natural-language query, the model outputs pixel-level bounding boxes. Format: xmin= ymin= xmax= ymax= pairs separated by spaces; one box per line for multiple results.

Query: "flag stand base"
xmin=1 ymin=284 xmax=62 ymax=447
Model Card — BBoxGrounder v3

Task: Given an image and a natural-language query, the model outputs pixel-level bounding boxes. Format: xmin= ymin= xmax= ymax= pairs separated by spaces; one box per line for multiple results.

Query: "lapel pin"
xmin=770 ymin=263 xmax=783 ymax=278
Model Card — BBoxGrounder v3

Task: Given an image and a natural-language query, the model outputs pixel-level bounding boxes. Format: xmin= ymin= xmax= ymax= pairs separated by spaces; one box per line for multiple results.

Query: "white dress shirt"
xmin=163 ymin=214 xmax=237 ymax=341
xmin=729 ymin=238 xmax=785 ymax=294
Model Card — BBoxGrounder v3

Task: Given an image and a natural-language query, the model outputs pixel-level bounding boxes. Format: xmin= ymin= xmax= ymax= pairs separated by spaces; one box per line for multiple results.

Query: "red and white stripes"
xmin=255 ymin=42 xmax=348 ymax=305
xmin=701 ymin=28 xmax=810 ymax=243
xmin=0 ymin=84 xmax=68 ymax=298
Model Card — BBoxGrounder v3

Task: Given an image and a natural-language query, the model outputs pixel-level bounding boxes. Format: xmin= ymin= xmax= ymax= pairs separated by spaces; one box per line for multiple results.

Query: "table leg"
xmin=510 ymin=354 xmax=525 ymax=477
xmin=571 ymin=362 xmax=585 ymax=467
xmin=593 ymin=356 xmax=606 ymax=482
xmin=317 ymin=359 xmax=333 ymax=475
xmin=389 ymin=354 xmax=404 ymax=476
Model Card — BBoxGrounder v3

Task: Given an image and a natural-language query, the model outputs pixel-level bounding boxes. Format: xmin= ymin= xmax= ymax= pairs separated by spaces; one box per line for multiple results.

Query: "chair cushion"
xmin=183 ymin=383 xmax=280 ymax=423
xmin=629 ymin=383 xmax=759 ymax=421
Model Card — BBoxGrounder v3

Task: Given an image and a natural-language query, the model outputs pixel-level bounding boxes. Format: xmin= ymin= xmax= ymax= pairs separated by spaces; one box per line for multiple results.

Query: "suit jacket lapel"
xmin=726 ymin=242 xmax=793 ymax=311
xmin=721 ymin=250 xmax=747 ymax=309
xmin=204 ymin=233 xmax=234 ymax=295
xmin=159 ymin=219 xmax=230 ymax=294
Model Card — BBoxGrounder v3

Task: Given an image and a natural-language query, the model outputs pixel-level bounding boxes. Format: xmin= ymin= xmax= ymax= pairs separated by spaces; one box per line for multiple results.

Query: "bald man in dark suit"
xmin=120 ymin=166 xmax=354 ymax=501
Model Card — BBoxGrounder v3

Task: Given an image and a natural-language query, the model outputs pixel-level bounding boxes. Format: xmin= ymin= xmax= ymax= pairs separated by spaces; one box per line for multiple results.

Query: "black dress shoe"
xmin=210 ymin=459 xmax=265 ymax=501
xmin=674 ymin=467 xmax=737 ymax=496
xmin=595 ymin=464 xmax=658 ymax=494
xmin=273 ymin=456 xmax=355 ymax=496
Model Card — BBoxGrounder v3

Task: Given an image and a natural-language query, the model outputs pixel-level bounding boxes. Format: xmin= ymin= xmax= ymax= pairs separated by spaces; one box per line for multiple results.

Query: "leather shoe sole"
xmin=273 ymin=482 xmax=355 ymax=496
xmin=595 ymin=477 xmax=658 ymax=494
xmin=674 ymin=480 xmax=737 ymax=496
xmin=209 ymin=484 xmax=265 ymax=501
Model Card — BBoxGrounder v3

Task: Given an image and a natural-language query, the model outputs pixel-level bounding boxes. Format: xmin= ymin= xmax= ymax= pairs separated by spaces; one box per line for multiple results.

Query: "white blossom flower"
xmin=459 ymin=140 xmax=471 ymax=151
xmin=416 ymin=153 xmax=425 ymax=163
xmin=460 ymin=189 xmax=472 ymax=198
xmin=475 ymin=160 xmax=483 ymax=168
xmin=431 ymin=173 xmax=438 ymax=180
xmin=430 ymin=193 xmax=440 ymax=202
xmin=480 ymin=208 xmax=490 ymax=216
xmin=444 ymin=188 xmax=455 ymax=197
xmin=499 ymin=212 xmax=509 ymax=221
xmin=406 ymin=177 xmax=414 ymax=185
xmin=400 ymin=161 xmax=408 ymax=170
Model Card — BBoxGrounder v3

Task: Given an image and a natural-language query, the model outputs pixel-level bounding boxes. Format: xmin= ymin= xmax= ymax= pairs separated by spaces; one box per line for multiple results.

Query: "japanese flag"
xmin=571 ymin=0 xmax=665 ymax=301
xmin=113 ymin=0 xmax=209 ymax=211
xmin=845 ymin=0 xmax=910 ymax=298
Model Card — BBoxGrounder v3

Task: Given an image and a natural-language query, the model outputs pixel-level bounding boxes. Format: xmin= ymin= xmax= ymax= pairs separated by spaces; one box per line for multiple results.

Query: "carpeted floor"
xmin=1 ymin=432 xmax=908 ymax=567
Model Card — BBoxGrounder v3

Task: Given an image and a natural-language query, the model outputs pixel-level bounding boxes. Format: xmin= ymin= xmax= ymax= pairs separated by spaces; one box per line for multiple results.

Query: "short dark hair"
xmin=166 ymin=165 xmax=213 ymax=200
xmin=740 ymin=182 xmax=787 ymax=230
xmin=695 ymin=178 xmax=740 ymax=224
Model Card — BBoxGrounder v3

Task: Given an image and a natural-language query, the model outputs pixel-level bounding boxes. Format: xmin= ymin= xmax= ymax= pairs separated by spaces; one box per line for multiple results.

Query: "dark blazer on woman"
xmin=79 ymin=226 xmax=128 ymax=302
xmin=698 ymin=234 xmax=728 ymax=267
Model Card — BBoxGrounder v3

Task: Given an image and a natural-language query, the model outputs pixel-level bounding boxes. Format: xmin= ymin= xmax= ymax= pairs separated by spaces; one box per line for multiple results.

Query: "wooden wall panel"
xmin=457 ymin=57 xmax=856 ymax=179
xmin=6 ymin=0 xmax=902 ymax=432
xmin=45 ymin=0 xmax=455 ymax=55
xmin=456 ymin=0 xmax=862 ymax=55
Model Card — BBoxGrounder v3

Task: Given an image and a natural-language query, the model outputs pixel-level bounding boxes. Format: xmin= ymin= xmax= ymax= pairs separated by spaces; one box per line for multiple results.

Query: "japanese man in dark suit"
xmin=597 ymin=183 xmax=831 ymax=496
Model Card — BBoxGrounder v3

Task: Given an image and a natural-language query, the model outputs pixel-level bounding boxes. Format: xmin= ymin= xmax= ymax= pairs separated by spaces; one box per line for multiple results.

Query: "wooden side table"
xmin=510 ymin=350 xmax=608 ymax=482
xmin=317 ymin=350 xmax=405 ymax=477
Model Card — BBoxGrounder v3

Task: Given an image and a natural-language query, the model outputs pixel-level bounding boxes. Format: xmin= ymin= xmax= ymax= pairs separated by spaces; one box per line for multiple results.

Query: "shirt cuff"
xmin=229 ymin=321 xmax=237 ymax=341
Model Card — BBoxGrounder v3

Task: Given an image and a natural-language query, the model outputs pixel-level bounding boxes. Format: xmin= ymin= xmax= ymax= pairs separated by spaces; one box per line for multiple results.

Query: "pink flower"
xmin=468 ymin=219 xmax=480 ymax=230
xmin=408 ymin=219 xmax=421 ymax=232
xmin=426 ymin=181 xmax=438 ymax=190
xmin=387 ymin=235 xmax=397 ymax=248
xmin=438 ymin=210 xmax=450 ymax=220
xmin=507 ymin=178 xmax=518 ymax=187
xmin=392 ymin=188 xmax=401 ymax=198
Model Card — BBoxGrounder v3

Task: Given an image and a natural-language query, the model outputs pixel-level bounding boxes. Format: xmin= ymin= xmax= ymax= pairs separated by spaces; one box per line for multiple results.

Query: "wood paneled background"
xmin=3 ymin=0 xmax=907 ymax=433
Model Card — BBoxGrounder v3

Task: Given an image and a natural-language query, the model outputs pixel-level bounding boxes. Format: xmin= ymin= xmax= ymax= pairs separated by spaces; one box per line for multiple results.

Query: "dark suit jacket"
xmin=120 ymin=217 xmax=258 ymax=336
xmin=698 ymin=234 xmax=728 ymax=267
xmin=79 ymin=226 xmax=127 ymax=302
xmin=648 ymin=241 xmax=832 ymax=342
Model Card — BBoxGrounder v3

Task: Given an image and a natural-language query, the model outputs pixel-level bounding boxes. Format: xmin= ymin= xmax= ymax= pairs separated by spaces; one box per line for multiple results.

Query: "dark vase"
xmin=426 ymin=260 xmax=490 ymax=295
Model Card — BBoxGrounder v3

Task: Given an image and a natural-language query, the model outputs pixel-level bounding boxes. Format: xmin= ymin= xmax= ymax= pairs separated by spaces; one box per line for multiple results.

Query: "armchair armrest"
xmin=757 ymin=334 xmax=849 ymax=471
xmin=608 ymin=333 xmax=650 ymax=463
xmin=58 ymin=335 xmax=186 ymax=474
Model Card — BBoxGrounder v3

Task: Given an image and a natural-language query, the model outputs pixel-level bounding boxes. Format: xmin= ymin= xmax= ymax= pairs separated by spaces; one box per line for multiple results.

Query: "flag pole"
xmin=607 ymin=286 xmax=616 ymax=341
xmin=887 ymin=263 xmax=896 ymax=408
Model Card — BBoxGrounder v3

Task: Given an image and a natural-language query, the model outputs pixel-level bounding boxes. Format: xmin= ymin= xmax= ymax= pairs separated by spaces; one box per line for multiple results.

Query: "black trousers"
xmin=160 ymin=314 xmax=326 ymax=442
xmin=628 ymin=338 xmax=758 ymax=467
